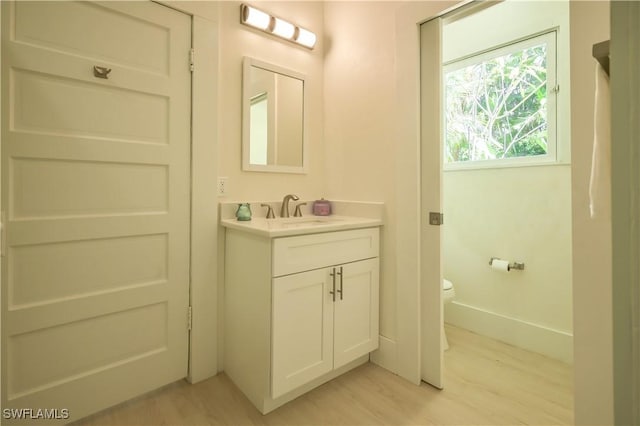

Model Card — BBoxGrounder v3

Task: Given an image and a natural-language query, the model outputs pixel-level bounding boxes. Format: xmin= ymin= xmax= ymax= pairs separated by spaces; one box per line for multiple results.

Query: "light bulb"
xmin=296 ymin=27 xmax=317 ymax=49
xmin=242 ymin=5 xmax=270 ymax=31
xmin=272 ymin=18 xmax=295 ymax=39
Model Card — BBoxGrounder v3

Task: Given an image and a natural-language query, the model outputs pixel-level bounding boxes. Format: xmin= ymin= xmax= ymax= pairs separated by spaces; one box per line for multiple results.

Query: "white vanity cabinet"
xmin=224 ymin=226 xmax=379 ymax=414
xmin=272 ymin=257 xmax=379 ymax=398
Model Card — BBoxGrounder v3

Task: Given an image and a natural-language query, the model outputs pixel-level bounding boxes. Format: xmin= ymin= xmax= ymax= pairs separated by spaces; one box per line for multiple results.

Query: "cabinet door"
xmin=272 ymin=269 xmax=334 ymax=398
xmin=333 ymin=258 xmax=380 ymax=369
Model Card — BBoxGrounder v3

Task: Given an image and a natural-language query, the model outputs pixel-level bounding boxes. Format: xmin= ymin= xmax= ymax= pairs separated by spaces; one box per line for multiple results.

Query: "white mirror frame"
xmin=242 ymin=57 xmax=308 ymax=174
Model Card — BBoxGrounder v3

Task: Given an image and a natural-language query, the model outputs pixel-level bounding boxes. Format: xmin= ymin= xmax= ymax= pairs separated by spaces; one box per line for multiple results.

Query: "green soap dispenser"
xmin=235 ymin=203 xmax=252 ymax=221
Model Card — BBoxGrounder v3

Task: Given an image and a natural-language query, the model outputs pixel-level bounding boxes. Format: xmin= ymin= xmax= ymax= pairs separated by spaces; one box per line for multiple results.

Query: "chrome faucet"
xmin=280 ymin=194 xmax=300 ymax=218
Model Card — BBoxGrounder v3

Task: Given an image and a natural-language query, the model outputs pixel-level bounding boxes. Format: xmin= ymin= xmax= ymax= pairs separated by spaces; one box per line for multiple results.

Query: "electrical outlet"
xmin=217 ymin=177 xmax=228 ymax=196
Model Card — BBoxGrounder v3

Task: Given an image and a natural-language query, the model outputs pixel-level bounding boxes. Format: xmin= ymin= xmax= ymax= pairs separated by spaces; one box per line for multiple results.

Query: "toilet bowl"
xmin=443 ymin=279 xmax=455 ymax=303
xmin=443 ymin=279 xmax=455 ymax=350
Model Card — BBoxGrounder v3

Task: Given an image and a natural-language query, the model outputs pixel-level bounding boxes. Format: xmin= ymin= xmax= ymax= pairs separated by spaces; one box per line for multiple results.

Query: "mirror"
xmin=242 ymin=57 xmax=307 ymax=173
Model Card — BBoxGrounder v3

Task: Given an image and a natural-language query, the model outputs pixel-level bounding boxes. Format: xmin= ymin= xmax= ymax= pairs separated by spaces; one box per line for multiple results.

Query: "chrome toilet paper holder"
xmin=489 ymin=257 xmax=525 ymax=271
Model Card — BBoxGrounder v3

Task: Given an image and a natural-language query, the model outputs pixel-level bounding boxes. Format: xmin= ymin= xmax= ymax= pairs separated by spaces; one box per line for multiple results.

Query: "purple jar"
xmin=312 ymin=198 xmax=332 ymax=216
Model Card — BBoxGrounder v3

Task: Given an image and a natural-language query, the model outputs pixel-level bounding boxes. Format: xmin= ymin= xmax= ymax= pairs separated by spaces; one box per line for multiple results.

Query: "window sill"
xmin=443 ymin=158 xmax=570 ymax=172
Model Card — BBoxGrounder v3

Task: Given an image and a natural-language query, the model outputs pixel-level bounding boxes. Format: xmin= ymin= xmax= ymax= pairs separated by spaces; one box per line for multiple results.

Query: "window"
xmin=444 ymin=32 xmax=557 ymax=168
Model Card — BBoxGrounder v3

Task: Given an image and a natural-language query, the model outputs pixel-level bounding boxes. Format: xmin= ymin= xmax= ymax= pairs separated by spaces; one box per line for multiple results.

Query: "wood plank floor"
xmin=73 ymin=325 xmax=573 ymax=425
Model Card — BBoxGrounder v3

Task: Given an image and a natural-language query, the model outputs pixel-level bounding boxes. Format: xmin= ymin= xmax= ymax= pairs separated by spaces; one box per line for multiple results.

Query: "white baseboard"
xmin=445 ymin=301 xmax=573 ymax=363
xmin=370 ymin=335 xmax=397 ymax=373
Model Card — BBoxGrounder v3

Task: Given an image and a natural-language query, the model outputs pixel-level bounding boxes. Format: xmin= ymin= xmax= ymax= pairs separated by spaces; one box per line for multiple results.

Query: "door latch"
xmin=429 ymin=212 xmax=444 ymax=226
xmin=0 ymin=211 xmax=6 ymax=256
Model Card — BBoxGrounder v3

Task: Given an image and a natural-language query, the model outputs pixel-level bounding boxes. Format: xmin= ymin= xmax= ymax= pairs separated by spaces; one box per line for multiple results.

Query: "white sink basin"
xmin=221 ymin=215 xmax=381 ymax=237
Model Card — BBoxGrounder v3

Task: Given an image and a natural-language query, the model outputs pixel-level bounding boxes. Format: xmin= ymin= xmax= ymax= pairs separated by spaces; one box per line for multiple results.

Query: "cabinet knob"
xmin=337 ymin=266 xmax=343 ymax=300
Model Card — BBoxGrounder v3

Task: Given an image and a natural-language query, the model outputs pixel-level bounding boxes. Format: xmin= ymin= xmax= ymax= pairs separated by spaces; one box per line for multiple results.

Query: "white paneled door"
xmin=1 ymin=1 xmax=192 ymax=422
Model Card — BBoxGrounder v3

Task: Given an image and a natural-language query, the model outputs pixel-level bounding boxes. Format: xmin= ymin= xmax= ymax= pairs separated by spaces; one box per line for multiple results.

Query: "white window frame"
xmin=443 ymin=31 xmax=558 ymax=170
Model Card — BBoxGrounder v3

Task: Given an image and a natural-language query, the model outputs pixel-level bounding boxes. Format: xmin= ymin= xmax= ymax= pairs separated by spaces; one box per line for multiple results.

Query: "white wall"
xmin=217 ymin=1 xmax=325 ymax=201
xmin=323 ymin=1 xmax=400 ymax=353
xmin=441 ymin=1 xmax=573 ymax=363
xmin=443 ymin=166 xmax=573 ymax=362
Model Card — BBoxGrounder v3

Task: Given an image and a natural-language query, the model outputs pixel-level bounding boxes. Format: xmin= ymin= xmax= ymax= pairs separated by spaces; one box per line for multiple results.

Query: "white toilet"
xmin=443 ymin=279 xmax=456 ymax=350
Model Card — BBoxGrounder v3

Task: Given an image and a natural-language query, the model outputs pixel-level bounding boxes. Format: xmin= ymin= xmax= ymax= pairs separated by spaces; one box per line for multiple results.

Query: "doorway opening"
xmin=420 ymin=1 xmax=574 ymax=421
xmin=440 ymin=0 xmax=574 ymax=364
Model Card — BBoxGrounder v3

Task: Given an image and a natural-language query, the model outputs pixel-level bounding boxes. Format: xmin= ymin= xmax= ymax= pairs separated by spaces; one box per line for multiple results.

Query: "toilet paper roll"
xmin=491 ymin=259 xmax=510 ymax=272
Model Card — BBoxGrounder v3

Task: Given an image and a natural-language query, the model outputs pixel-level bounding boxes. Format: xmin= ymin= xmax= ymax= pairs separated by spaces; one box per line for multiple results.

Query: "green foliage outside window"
xmin=445 ymin=43 xmax=548 ymax=163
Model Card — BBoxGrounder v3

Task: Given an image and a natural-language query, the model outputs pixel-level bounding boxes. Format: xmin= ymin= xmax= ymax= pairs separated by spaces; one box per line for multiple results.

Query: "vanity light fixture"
xmin=241 ymin=4 xmax=317 ymax=49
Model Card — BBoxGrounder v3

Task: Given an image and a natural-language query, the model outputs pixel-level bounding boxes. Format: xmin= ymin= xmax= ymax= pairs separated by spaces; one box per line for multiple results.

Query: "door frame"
xmin=394 ymin=0 xmax=491 ymax=387
xmin=397 ymin=1 xmax=620 ymax=423
xmin=188 ymin=13 xmax=220 ymax=383
xmin=394 ymin=0 xmax=462 ymax=386
xmin=611 ymin=2 xmax=640 ymax=423
xmin=146 ymin=1 xmax=221 ymax=383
